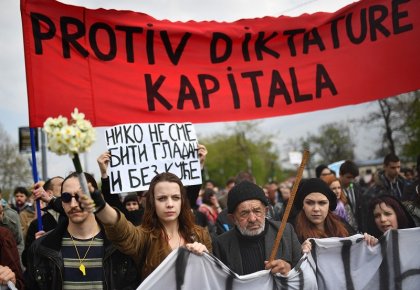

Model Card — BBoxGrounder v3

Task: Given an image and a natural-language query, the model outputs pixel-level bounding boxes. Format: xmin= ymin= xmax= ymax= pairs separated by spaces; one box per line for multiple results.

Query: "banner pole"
xmin=30 ymin=128 xmax=43 ymax=232
xmin=269 ymin=149 xmax=309 ymax=262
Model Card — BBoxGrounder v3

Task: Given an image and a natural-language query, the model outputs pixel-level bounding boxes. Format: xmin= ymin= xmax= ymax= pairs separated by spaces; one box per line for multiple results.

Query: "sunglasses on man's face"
xmin=61 ymin=192 xmax=80 ymax=203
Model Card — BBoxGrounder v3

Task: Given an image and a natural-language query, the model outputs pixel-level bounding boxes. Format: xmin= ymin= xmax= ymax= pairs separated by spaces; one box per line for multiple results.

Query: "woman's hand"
xmin=301 ymin=239 xmax=312 ymax=253
xmin=0 ymin=265 xmax=16 ymax=286
xmin=363 ymin=233 xmax=379 ymax=247
xmin=185 ymin=242 xmax=208 ymax=255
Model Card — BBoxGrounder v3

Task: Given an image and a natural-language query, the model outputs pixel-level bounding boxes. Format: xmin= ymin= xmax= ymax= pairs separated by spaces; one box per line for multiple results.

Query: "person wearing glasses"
xmin=26 ymin=172 xmax=140 ymax=290
xmin=212 ymin=180 xmax=302 ymax=275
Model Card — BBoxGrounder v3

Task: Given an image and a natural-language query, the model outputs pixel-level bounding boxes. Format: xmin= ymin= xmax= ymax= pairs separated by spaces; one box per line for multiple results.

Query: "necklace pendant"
xmin=79 ymin=264 xmax=86 ymax=276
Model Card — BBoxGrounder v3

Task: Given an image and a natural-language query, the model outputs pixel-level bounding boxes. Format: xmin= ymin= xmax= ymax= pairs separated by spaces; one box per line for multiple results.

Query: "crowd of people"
xmin=0 ymin=147 xmax=418 ymax=289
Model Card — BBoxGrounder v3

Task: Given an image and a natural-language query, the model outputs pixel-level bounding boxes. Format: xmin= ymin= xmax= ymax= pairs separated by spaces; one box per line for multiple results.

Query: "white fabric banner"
xmin=137 ymin=228 xmax=420 ymax=290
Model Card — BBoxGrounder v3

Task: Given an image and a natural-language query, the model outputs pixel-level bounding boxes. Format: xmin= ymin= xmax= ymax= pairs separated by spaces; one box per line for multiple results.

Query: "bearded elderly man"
xmin=213 ymin=181 xmax=302 ymax=275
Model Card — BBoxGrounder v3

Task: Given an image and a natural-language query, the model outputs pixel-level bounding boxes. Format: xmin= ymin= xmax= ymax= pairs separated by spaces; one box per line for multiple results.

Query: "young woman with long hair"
xmin=323 ymin=174 xmax=358 ymax=230
xmin=293 ymin=178 xmax=377 ymax=252
xmin=294 ymin=178 xmax=350 ymax=242
xmin=81 ymin=172 xmax=212 ymax=281
xmin=367 ymin=195 xmax=415 ymax=238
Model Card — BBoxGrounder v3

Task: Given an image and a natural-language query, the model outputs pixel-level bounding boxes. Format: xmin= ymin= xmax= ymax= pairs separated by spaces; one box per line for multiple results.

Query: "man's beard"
xmin=235 ymin=218 xmax=265 ymax=236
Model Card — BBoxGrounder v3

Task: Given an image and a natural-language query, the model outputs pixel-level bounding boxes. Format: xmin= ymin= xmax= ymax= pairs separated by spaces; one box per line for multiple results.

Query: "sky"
xmin=1 ymin=0 xmax=383 ymax=180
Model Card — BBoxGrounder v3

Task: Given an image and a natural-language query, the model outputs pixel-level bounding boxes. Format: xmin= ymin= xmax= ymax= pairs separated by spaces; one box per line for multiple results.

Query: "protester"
xmin=315 ymin=164 xmax=332 ymax=179
xmin=366 ymin=153 xmax=408 ymax=200
xmin=0 ymin=190 xmax=24 ymax=263
xmin=123 ymin=194 xmax=140 ymax=212
xmin=402 ymin=155 xmax=420 ymax=225
xmin=27 ymin=172 xmax=140 ymax=289
xmin=293 ymin=178 xmax=378 ymax=253
xmin=198 ymin=188 xmax=221 ymax=230
xmin=379 ymin=153 xmax=407 ymax=199
xmin=402 ymin=172 xmax=418 ymax=202
xmin=203 ymin=179 xmax=219 ymax=196
xmin=274 ymin=181 xmax=294 ymax=222
xmin=213 ymin=180 xmax=302 ymax=275
xmin=12 ymin=186 xmax=36 ymax=239
xmin=366 ymin=195 xmax=415 ymax=238
xmin=323 ymin=174 xmax=357 ymax=229
xmin=0 ymin=227 xmax=24 ymax=290
xmin=215 ymin=171 xmax=255 ymax=235
xmin=80 ymin=172 xmax=212 ymax=282
xmin=265 ymin=181 xmax=283 ymax=220
xmin=217 ymin=177 xmax=235 ymax=210
xmin=338 ymin=160 xmax=364 ymax=232
xmin=22 ymin=176 xmax=65 ymax=268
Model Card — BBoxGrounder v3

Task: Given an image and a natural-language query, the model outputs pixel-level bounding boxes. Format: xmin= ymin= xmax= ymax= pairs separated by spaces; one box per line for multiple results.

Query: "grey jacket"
xmin=212 ymin=219 xmax=301 ymax=275
xmin=0 ymin=206 xmax=24 ymax=259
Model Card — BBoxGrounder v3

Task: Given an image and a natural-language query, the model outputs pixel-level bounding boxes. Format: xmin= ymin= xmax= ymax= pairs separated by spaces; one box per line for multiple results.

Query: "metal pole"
xmin=41 ymin=129 xmax=48 ymax=180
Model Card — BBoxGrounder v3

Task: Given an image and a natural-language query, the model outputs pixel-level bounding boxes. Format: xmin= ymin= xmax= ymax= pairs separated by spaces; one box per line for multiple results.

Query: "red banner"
xmin=21 ymin=0 xmax=420 ymax=127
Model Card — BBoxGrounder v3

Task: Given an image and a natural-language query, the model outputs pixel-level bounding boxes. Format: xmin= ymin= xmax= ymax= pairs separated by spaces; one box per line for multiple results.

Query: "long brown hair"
xmin=294 ymin=210 xmax=349 ymax=242
xmin=141 ymin=172 xmax=196 ymax=242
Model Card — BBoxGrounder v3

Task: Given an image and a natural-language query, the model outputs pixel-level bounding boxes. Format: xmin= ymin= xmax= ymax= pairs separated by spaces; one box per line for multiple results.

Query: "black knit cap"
xmin=295 ymin=178 xmax=337 ymax=211
xmin=315 ymin=164 xmax=329 ymax=178
xmin=227 ymin=181 xmax=269 ymax=214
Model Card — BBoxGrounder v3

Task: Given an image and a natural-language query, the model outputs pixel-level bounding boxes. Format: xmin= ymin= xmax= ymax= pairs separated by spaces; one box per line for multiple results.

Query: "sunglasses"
xmin=61 ymin=192 xmax=80 ymax=203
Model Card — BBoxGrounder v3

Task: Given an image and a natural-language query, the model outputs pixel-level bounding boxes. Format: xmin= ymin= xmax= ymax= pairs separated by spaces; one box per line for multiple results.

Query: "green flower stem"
xmin=72 ymin=153 xmax=91 ymax=199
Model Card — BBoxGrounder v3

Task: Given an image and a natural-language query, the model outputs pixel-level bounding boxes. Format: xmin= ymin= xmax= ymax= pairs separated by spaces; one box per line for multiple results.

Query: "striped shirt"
xmin=61 ymin=231 xmax=104 ymax=290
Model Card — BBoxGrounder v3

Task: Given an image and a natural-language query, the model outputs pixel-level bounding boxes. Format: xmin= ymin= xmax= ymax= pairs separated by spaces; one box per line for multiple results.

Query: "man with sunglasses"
xmin=212 ymin=180 xmax=302 ymax=275
xmin=26 ymin=172 xmax=140 ymax=290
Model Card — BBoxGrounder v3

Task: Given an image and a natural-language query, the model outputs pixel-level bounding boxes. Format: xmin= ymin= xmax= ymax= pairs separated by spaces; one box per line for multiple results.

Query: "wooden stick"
xmin=269 ymin=149 xmax=310 ymax=262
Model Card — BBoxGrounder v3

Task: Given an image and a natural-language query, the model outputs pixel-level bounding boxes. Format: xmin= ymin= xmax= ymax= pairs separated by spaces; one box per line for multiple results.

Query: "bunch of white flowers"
xmin=43 ymin=108 xmax=96 ymax=156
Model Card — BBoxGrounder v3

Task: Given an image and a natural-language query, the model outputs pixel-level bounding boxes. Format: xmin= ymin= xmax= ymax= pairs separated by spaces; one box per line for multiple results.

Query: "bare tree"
xmin=309 ymin=122 xmax=355 ymax=164
xmin=363 ymin=92 xmax=419 ymax=158
xmin=0 ymin=124 xmax=32 ymax=196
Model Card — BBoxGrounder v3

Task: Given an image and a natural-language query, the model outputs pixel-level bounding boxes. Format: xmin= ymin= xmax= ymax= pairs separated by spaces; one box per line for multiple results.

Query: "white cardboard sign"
xmin=105 ymin=123 xmax=201 ymax=193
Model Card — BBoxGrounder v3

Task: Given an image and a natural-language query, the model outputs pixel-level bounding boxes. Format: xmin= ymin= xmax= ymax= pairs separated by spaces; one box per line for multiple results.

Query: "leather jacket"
xmin=26 ymin=218 xmax=140 ymax=290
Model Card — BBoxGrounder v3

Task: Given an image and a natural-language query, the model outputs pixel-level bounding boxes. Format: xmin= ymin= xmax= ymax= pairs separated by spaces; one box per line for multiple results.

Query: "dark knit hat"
xmin=295 ymin=178 xmax=337 ymax=211
xmin=315 ymin=164 xmax=329 ymax=178
xmin=227 ymin=181 xmax=269 ymax=214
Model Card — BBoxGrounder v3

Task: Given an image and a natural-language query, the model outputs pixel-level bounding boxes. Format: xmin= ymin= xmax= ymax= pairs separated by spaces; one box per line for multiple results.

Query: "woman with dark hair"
xmin=80 ymin=172 xmax=212 ymax=281
xmin=294 ymin=178 xmax=351 ymax=242
xmin=123 ymin=194 xmax=140 ymax=212
xmin=293 ymin=178 xmax=378 ymax=252
xmin=367 ymin=195 xmax=415 ymax=238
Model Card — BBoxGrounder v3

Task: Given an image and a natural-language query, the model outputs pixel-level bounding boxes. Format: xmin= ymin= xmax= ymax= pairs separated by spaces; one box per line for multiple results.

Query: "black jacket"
xmin=213 ymin=220 xmax=302 ymax=275
xmin=26 ymin=219 xmax=140 ymax=290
